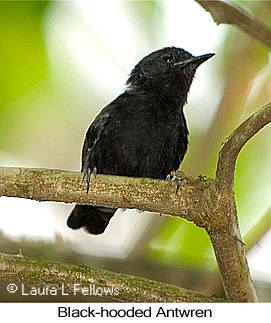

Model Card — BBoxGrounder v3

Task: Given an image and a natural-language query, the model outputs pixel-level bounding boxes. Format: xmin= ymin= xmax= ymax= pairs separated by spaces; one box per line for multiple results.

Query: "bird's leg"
xmin=174 ymin=177 xmax=183 ymax=194
xmin=83 ymin=166 xmax=91 ymax=193
xmin=166 ymin=171 xmax=183 ymax=194
xmin=92 ymin=166 xmax=97 ymax=178
xmin=83 ymin=166 xmax=97 ymax=193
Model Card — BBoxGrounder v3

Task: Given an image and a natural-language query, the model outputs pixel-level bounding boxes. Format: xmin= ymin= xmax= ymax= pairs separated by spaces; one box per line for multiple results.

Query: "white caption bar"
xmin=1 ymin=303 xmax=270 ymax=322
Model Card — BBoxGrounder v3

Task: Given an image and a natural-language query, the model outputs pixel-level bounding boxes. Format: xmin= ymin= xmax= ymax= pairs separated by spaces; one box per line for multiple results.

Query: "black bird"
xmin=67 ymin=47 xmax=214 ymax=234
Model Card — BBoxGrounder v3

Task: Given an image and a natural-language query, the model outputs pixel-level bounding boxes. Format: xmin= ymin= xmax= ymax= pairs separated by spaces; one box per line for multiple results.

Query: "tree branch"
xmin=194 ymin=0 xmax=271 ymax=49
xmin=0 ymin=166 xmax=211 ymax=229
xmin=0 ymin=253 xmax=224 ymax=302
xmin=208 ymin=102 xmax=271 ymax=302
xmin=1 ymin=102 xmax=271 ymax=302
xmin=216 ymin=101 xmax=271 ymax=191
xmin=0 ymin=168 xmax=256 ymax=302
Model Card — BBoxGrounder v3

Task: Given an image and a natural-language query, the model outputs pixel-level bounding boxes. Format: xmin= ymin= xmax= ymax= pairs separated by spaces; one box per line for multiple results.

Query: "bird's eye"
xmin=161 ymin=54 xmax=174 ymax=63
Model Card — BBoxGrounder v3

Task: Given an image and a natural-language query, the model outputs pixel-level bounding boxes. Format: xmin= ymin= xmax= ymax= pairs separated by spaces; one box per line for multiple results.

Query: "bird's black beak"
xmin=192 ymin=53 xmax=215 ymax=66
xmin=174 ymin=53 xmax=215 ymax=68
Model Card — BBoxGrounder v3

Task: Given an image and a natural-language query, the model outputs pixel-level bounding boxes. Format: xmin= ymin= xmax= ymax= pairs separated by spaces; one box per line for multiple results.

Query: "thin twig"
xmin=215 ymin=101 xmax=271 ymax=191
xmin=245 ymin=205 xmax=271 ymax=252
xmin=194 ymin=0 xmax=271 ymax=48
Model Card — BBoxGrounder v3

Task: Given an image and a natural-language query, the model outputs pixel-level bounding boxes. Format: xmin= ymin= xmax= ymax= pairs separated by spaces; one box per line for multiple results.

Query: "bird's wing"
xmin=81 ymin=108 xmax=110 ymax=170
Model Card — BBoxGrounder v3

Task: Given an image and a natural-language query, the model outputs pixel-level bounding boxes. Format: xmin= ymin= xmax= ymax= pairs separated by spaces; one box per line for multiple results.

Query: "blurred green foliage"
xmin=0 ymin=0 xmax=270 ymax=276
xmin=0 ymin=1 xmax=49 ymax=151
xmin=147 ymin=0 xmax=271 ymax=269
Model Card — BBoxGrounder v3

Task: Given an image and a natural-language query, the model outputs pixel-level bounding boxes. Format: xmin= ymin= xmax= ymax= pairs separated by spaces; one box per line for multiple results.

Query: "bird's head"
xmin=126 ymin=47 xmax=214 ymax=102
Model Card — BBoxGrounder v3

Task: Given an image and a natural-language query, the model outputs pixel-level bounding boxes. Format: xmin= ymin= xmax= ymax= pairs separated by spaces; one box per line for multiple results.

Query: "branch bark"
xmin=209 ymin=102 xmax=271 ymax=302
xmin=216 ymin=101 xmax=271 ymax=191
xmin=0 ymin=166 xmax=212 ymax=229
xmin=0 ymin=253 xmax=224 ymax=302
xmin=194 ymin=0 xmax=271 ymax=48
xmin=1 ymin=101 xmax=271 ymax=302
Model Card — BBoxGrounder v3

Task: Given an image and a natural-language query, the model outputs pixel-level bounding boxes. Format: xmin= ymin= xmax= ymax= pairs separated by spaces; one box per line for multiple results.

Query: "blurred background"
xmin=0 ymin=0 xmax=271 ymax=301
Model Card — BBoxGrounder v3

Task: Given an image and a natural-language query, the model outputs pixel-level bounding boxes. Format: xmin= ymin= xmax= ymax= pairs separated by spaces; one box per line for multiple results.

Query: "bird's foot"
xmin=83 ymin=166 xmax=97 ymax=193
xmin=166 ymin=173 xmax=183 ymax=194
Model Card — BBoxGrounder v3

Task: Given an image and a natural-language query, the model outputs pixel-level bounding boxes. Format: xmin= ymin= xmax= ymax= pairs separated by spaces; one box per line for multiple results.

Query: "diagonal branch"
xmin=0 ymin=253 xmax=225 ymax=302
xmin=215 ymin=101 xmax=271 ymax=191
xmin=194 ymin=0 xmax=271 ymax=48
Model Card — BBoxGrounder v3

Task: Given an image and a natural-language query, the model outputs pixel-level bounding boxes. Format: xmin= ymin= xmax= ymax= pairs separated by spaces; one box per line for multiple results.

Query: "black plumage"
xmin=67 ymin=47 xmax=214 ymax=234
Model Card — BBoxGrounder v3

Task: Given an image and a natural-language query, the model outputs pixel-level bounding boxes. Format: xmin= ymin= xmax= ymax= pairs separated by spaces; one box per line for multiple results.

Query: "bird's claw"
xmin=166 ymin=173 xmax=183 ymax=194
xmin=174 ymin=177 xmax=182 ymax=194
xmin=83 ymin=166 xmax=97 ymax=193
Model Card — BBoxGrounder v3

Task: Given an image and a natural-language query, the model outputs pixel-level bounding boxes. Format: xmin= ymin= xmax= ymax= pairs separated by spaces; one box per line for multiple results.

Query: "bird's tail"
xmin=67 ymin=205 xmax=116 ymax=234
